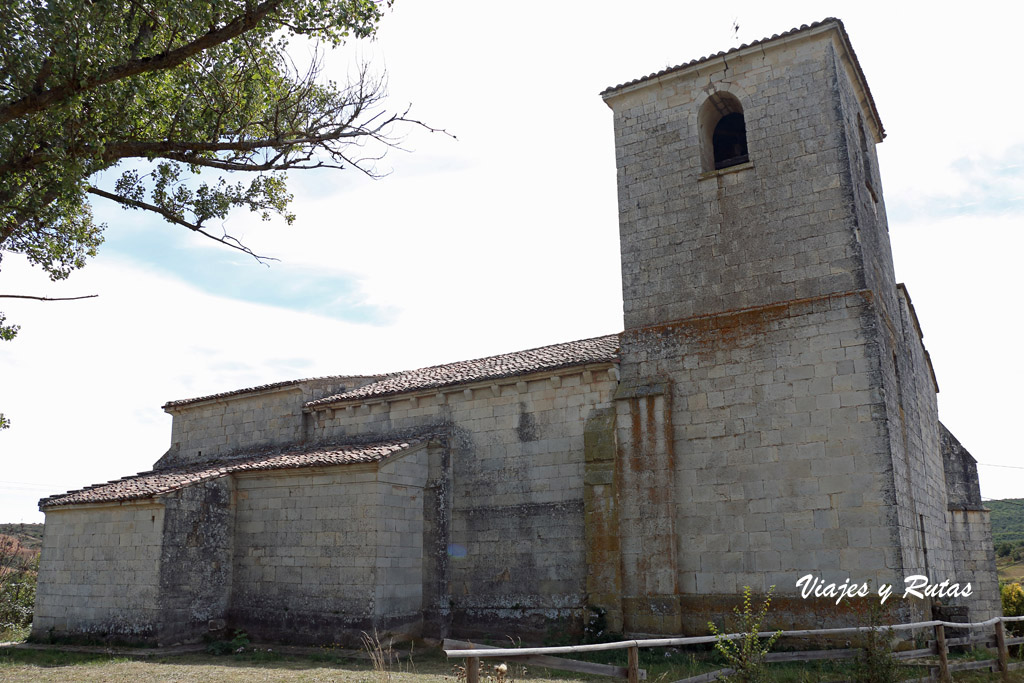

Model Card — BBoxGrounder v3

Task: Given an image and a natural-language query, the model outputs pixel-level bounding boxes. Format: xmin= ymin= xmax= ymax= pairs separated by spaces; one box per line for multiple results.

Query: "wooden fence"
xmin=444 ymin=615 xmax=1024 ymax=683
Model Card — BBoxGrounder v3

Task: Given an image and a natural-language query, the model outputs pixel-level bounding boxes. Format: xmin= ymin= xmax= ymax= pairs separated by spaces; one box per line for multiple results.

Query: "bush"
xmin=583 ymin=606 xmax=621 ymax=644
xmin=1003 ymin=582 xmax=1024 ymax=638
xmin=0 ymin=536 xmax=37 ymax=640
xmin=205 ymin=629 xmax=250 ymax=655
xmin=708 ymin=585 xmax=782 ymax=683
xmin=850 ymin=604 xmax=900 ymax=683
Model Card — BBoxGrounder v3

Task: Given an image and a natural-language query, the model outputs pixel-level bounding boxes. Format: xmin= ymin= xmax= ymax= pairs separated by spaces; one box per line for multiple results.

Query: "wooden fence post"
xmin=628 ymin=645 xmax=639 ymax=683
xmin=995 ymin=619 xmax=1010 ymax=681
xmin=466 ymin=656 xmax=479 ymax=683
xmin=934 ymin=624 xmax=950 ymax=683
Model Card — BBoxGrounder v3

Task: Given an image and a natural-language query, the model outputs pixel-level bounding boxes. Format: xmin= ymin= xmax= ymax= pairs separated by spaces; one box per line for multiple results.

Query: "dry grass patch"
xmin=999 ymin=556 xmax=1024 ymax=583
xmin=2 ymin=645 xmax=1023 ymax=682
xmin=0 ymin=648 xmax=586 ymax=683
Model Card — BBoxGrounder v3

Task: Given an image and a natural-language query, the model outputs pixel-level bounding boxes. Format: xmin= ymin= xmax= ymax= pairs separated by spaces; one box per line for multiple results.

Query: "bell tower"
xmin=604 ymin=19 xmax=891 ymax=330
xmin=596 ymin=19 xmax=999 ymax=633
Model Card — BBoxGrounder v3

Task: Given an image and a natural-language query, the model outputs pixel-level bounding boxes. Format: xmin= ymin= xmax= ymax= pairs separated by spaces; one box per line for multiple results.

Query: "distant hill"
xmin=987 ymin=498 xmax=1024 ymax=547
xmin=0 ymin=523 xmax=43 ymax=551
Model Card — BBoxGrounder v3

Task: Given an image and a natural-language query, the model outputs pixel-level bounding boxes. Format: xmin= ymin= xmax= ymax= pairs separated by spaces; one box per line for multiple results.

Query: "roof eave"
xmin=600 ymin=19 xmax=884 ymax=141
xmin=305 ymin=359 xmax=619 ymax=412
xmin=163 ymin=383 xmax=304 ymax=414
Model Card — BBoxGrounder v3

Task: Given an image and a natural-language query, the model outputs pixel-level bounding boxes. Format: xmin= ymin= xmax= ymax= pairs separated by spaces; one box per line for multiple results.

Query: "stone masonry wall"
xmin=614 ymin=292 xmax=911 ymax=632
xmin=157 ymin=478 xmax=235 ymax=645
xmin=614 ymin=381 xmax=679 ymax=633
xmin=942 ymin=426 xmax=985 ymax=510
xmin=227 ymin=449 xmax=427 ymax=644
xmin=830 ymin=39 xmax=958 ymax=616
xmin=159 ymin=377 xmax=378 ymax=468
xmin=832 ymin=31 xmax=996 ymax=622
xmin=602 ymin=19 xmax=1000 ymax=631
xmin=947 ymin=509 xmax=1001 ymax=620
xmin=829 ymin=42 xmax=926 ymax=603
xmin=33 ymin=503 xmax=165 ymax=642
xmin=890 ymin=291 xmax=954 ymax=588
xmin=583 ymin=406 xmax=622 ymax=631
xmin=374 ymin=448 xmax=429 ymax=630
xmin=606 ymin=27 xmax=869 ymax=331
xmin=420 ymin=440 xmax=452 ymax=638
xmin=942 ymin=426 xmax=1001 ymax=620
xmin=308 ymin=364 xmax=619 ymax=639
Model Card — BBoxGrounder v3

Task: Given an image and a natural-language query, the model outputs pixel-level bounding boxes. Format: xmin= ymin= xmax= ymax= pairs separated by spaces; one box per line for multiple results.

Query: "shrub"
xmin=1003 ymin=582 xmax=1024 ymax=638
xmin=205 ymin=629 xmax=250 ymax=655
xmin=0 ymin=536 xmax=37 ymax=640
xmin=850 ymin=604 xmax=900 ymax=683
xmin=584 ymin=605 xmax=621 ymax=644
xmin=707 ymin=585 xmax=782 ymax=683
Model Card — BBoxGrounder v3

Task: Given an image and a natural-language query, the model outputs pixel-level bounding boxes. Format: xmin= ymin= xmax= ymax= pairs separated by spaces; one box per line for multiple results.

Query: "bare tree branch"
xmin=0 ymin=294 xmax=98 ymax=301
xmin=4 ymin=113 xmax=408 ymax=175
xmin=86 ymin=186 xmax=278 ymax=264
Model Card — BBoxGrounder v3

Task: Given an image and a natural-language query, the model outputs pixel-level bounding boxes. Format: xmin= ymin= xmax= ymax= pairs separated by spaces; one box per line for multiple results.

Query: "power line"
xmin=977 ymin=462 xmax=1024 ymax=470
xmin=982 ymin=496 xmax=1024 ymax=509
xmin=0 ymin=480 xmax=54 ymax=489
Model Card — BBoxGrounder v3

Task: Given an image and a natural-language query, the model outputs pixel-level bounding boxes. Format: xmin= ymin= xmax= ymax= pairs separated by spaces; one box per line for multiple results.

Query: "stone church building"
xmin=33 ymin=18 xmax=1000 ymax=646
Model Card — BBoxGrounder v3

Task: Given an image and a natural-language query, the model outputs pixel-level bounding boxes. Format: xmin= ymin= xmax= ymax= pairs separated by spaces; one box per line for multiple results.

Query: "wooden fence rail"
xmin=443 ymin=615 xmax=1024 ymax=683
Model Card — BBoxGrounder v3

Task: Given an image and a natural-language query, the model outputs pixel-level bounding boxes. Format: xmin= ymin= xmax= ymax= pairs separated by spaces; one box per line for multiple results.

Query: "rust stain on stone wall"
xmin=629 ymin=398 xmax=643 ymax=470
xmin=623 ymin=290 xmax=875 ymax=354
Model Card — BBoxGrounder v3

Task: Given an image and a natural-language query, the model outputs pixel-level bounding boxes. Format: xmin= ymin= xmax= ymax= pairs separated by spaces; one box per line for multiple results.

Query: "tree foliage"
xmin=5 ymin=0 xmax=431 ymax=256
xmin=1003 ymin=582 xmax=1024 ymax=638
xmin=2 ymin=0 xmax=412 ymax=270
xmin=988 ymin=498 xmax=1024 ymax=548
xmin=1 ymin=0 xmax=429 ymax=428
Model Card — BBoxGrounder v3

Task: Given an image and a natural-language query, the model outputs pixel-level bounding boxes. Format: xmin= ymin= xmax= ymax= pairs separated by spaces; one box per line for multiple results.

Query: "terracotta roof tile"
xmin=306 ymin=334 xmax=620 ymax=407
xmin=162 ymin=374 xmax=386 ymax=410
xmin=39 ymin=438 xmax=425 ymax=509
xmin=601 ymin=19 xmax=834 ymax=95
xmin=599 ymin=18 xmax=883 ymax=138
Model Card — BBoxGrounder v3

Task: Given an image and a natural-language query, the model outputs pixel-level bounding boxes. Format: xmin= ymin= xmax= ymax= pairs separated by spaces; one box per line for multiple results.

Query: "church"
xmin=32 ymin=18 xmax=1001 ymax=646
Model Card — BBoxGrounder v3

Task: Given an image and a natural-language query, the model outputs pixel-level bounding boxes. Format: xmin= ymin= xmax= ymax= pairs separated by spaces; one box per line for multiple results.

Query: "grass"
xmin=0 ymin=623 xmax=30 ymax=643
xmin=998 ymin=555 xmax=1024 ymax=583
xmin=0 ymin=647 xmax=558 ymax=682
xmin=0 ymin=642 xmax=1022 ymax=682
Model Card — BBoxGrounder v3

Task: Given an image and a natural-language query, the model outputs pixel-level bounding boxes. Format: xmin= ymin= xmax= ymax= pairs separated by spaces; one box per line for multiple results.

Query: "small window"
xmin=712 ymin=113 xmax=749 ymax=169
xmin=699 ymin=92 xmax=749 ymax=172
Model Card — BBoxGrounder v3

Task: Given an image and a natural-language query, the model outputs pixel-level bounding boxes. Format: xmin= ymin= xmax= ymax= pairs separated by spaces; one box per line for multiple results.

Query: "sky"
xmin=2 ymin=1 xmax=1023 ymax=522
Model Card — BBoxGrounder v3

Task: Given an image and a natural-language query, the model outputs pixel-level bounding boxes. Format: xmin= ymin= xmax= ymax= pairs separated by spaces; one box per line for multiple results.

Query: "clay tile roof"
xmin=599 ymin=17 xmax=882 ymax=138
xmin=306 ymin=334 xmax=620 ymax=408
xmin=601 ymin=19 xmax=840 ymax=95
xmin=39 ymin=437 xmax=424 ymax=509
xmin=162 ymin=374 xmax=384 ymax=410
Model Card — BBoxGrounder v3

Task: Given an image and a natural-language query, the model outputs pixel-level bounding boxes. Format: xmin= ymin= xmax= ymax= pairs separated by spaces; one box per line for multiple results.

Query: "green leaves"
xmin=2 ymin=0 xmax=402 ymax=273
xmin=0 ymin=1 xmax=428 ymax=431
xmin=0 ymin=313 xmax=17 ymax=342
xmin=707 ymin=586 xmax=783 ymax=683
